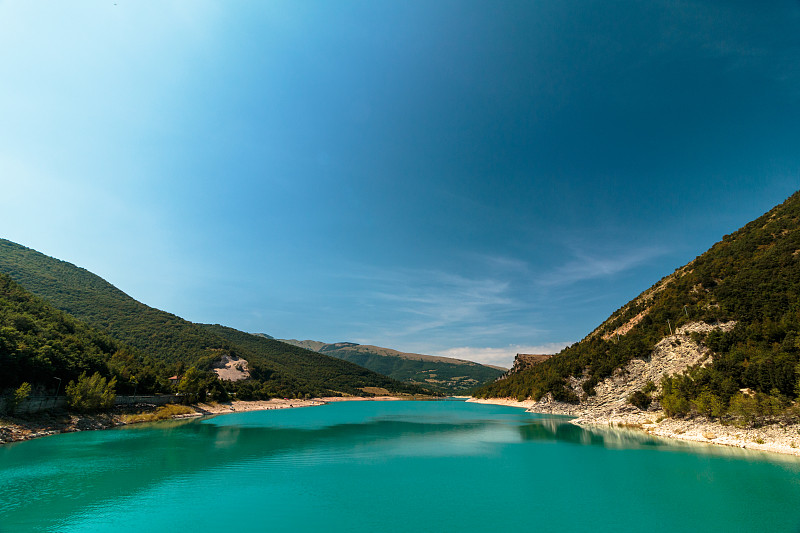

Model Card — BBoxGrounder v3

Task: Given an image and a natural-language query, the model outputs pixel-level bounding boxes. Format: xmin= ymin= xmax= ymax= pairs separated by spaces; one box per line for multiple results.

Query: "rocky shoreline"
xmin=0 ymin=410 xmax=122 ymax=444
xmin=8 ymin=394 xmax=799 ymax=457
xmin=465 ymin=319 xmax=800 ymax=458
xmin=0 ymin=398 xmax=323 ymax=445
xmin=0 ymin=396 xmax=417 ymax=445
xmin=467 ymin=397 xmax=800 ymax=457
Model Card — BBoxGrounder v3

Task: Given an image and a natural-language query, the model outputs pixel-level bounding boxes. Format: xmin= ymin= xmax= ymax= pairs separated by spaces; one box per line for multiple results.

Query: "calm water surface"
xmin=2 ymin=399 xmax=800 ymax=532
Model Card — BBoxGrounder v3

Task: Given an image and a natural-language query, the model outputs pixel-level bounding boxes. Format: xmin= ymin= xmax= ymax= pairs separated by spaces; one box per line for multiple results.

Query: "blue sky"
xmin=1 ymin=1 xmax=798 ymax=367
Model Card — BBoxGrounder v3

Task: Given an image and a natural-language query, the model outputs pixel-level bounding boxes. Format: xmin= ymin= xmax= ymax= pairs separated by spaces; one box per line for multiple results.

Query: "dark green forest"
xmin=477 ymin=191 xmax=800 ymax=424
xmin=0 ymin=273 xmax=167 ymax=395
xmin=0 ymin=240 xmax=430 ymax=402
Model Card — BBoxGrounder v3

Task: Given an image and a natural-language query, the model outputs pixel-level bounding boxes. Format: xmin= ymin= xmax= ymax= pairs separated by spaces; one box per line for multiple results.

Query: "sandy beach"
xmin=468 ymin=397 xmax=800 ymax=457
xmin=187 ymin=396 xmax=411 ymax=416
xmin=191 ymin=398 xmax=327 ymax=415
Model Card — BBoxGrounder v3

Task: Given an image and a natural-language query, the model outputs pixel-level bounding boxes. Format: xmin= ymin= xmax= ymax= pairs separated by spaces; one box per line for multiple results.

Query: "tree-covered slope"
xmin=0 ymin=273 xmax=166 ymax=394
xmin=280 ymin=339 xmax=505 ymax=393
xmin=202 ymin=325 xmax=428 ymax=397
xmin=0 ymin=239 xmax=225 ymax=364
xmin=477 ymin=191 xmax=800 ymax=418
xmin=0 ymin=239 xmax=427 ymax=398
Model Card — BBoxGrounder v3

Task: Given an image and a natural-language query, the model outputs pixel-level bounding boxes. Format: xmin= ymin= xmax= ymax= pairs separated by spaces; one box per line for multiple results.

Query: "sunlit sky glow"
xmin=2 ymin=1 xmax=798 ymax=367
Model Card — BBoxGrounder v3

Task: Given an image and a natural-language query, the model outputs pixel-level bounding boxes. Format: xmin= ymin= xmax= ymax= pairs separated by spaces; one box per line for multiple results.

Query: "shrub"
xmin=207 ymin=381 xmax=230 ymax=403
xmin=177 ymin=366 xmax=216 ymax=403
xmin=66 ymin=372 xmax=116 ymax=412
xmin=692 ymin=390 xmax=725 ymax=418
xmin=728 ymin=393 xmax=759 ymax=426
xmin=5 ymin=382 xmax=32 ymax=414
xmin=123 ymin=404 xmax=193 ymax=423
xmin=628 ymin=390 xmax=652 ymax=410
xmin=661 ymin=392 xmax=691 ymax=417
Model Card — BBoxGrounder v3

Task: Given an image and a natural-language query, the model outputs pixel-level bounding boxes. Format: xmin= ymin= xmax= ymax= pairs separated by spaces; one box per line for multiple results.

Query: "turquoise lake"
xmin=2 ymin=399 xmax=800 ymax=532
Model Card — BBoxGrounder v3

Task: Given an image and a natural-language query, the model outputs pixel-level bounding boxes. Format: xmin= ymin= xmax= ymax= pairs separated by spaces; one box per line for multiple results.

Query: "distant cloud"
xmin=537 ymin=245 xmax=667 ymax=287
xmin=467 ymin=253 xmax=530 ymax=273
xmin=440 ymin=343 xmax=571 ymax=369
xmin=347 ymin=266 xmax=521 ymax=338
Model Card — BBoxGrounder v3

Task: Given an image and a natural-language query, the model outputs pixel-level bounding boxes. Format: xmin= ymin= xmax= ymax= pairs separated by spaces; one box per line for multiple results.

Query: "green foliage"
xmin=627 ymin=390 xmax=652 ymax=410
xmin=691 ymin=390 xmax=725 ymax=418
xmin=477 ymin=190 xmax=800 ymax=422
xmin=177 ymin=366 xmax=216 ymax=403
xmin=727 ymin=394 xmax=760 ymax=426
xmin=661 ymin=392 xmax=691 ymax=417
xmin=65 ymin=372 xmax=116 ymax=412
xmin=203 ymin=325 xmax=429 ymax=398
xmin=0 ymin=273 xmax=167 ymax=396
xmin=0 ymin=239 xmax=430 ymax=400
xmin=230 ymin=379 xmax=271 ymax=401
xmin=5 ymin=382 xmax=32 ymax=414
xmin=476 ymin=331 xmax=652 ymax=403
xmin=123 ymin=403 xmax=193 ymax=423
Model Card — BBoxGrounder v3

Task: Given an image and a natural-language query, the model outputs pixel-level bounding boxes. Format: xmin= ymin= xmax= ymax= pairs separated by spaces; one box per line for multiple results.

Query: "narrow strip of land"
xmin=0 ymin=396 xmax=412 ymax=445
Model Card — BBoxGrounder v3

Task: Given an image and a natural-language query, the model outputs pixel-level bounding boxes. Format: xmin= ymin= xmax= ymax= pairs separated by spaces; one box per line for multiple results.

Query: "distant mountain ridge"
xmin=278 ymin=338 xmax=505 ymax=393
xmin=0 ymin=239 xmax=428 ymax=399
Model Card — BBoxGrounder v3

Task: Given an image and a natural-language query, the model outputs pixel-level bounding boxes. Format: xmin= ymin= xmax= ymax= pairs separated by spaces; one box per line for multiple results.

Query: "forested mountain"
xmin=0 ymin=273 xmax=166 ymax=394
xmin=0 ymin=239 xmax=428 ymax=399
xmin=203 ymin=325 xmax=429 ymax=397
xmin=280 ymin=338 xmax=505 ymax=393
xmin=477 ymin=191 xmax=800 ymax=421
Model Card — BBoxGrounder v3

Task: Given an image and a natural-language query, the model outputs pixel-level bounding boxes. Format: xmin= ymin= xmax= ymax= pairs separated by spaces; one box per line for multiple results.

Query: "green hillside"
xmin=281 ymin=339 xmax=505 ymax=393
xmin=477 ymin=191 xmax=800 ymax=421
xmin=0 ymin=239 xmax=428 ymax=399
xmin=202 ymin=325 xmax=429 ymax=397
xmin=0 ymin=273 xmax=166 ymax=394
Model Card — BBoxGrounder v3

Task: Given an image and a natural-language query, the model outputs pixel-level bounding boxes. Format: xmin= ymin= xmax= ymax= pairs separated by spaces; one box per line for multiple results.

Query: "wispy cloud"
xmin=355 ymin=267 xmax=517 ymax=335
xmin=465 ymin=252 xmax=531 ymax=274
xmin=440 ymin=343 xmax=572 ymax=368
xmin=537 ymin=245 xmax=668 ymax=287
xmin=308 ymin=248 xmax=656 ymax=360
xmin=322 ymin=262 xmax=578 ymax=369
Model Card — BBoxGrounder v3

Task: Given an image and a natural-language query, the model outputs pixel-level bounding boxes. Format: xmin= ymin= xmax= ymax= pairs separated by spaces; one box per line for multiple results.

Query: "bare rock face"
xmin=498 ymin=353 xmax=555 ymax=381
xmin=522 ymin=321 xmax=736 ymax=420
xmin=212 ymin=354 xmax=250 ymax=381
xmin=512 ymin=353 xmax=554 ymax=373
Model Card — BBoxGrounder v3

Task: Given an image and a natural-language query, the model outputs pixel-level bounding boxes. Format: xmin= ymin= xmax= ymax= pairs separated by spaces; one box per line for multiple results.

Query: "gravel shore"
xmin=468 ymin=397 xmax=800 ymax=457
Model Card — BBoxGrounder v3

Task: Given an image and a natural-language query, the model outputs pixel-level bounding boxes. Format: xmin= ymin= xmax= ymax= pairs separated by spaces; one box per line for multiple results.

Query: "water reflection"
xmin=2 ymin=401 xmax=799 ymax=532
xmin=0 ymin=406 xmax=531 ymax=529
xmin=514 ymin=416 xmax=678 ymax=450
xmin=517 ymin=418 xmax=608 ymax=447
xmin=516 ymin=415 xmax=800 ymax=463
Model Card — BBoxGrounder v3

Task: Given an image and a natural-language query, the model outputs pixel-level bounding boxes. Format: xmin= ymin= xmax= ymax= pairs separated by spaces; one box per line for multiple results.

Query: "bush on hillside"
xmin=4 ymin=382 xmax=32 ymax=414
xmin=627 ymin=390 xmax=652 ymax=410
xmin=66 ymin=372 xmax=116 ymax=412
